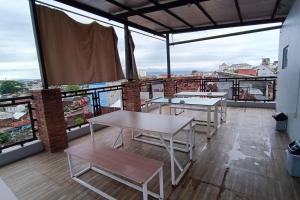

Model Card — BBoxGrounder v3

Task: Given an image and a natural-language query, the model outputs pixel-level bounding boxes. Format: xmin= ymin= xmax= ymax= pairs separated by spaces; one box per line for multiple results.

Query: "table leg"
xmin=189 ymin=122 xmax=193 ymax=160
xmin=170 ymin=137 xmax=175 ymax=185
xmin=214 ymin=105 xmax=218 ymax=129
xmin=224 ymin=99 xmax=227 ymax=122
xmin=159 ymin=168 xmax=164 ymax=199
xmin=146 ymin=101 xmax=149 ymax=113
xmin=89 ymin=122 xmax=94 ymax=143
xmin=113 ymin=128 xmax=124 ymax=148
xmin=67 ymin=154 xmax=74 ymax=177
xmin=207 ymin=106 xmax=211 ymax=139
xmin=142 ymin=183 xmax=148 ymax=200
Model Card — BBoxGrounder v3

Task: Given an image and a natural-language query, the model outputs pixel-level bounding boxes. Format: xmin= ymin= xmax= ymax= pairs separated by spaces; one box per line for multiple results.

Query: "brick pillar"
xmin=123 ymin=81 xmax=141 ymax=112
xmin=164 ymin=78 xmax=176 ymax=97
xmin=31 ymin=88 xmax=67 ymax=152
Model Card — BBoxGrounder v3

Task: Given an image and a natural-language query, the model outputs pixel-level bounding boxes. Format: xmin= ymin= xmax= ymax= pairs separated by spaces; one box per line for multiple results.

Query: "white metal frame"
xmin=89 ymin=119 xmax=194 ymax=186
xmin=66 ymin=154 xmax=164 ymax=200
xmin=152 ymin=101 xmax=220 ymax=140
xmin=174 ymin=92 xmax=227 ymax=122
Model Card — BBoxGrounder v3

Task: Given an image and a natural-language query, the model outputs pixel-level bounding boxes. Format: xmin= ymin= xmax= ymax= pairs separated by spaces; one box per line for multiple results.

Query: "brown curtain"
xmin=36 ymin=5 xmax=124 ymax=85
xmin=128 ymin=31 xmax=138 ymax=80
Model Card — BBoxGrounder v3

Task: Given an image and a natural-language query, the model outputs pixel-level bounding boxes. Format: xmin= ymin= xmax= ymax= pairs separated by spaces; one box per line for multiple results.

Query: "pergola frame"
xmin=28 ymin=0 xmax=290 ymax=87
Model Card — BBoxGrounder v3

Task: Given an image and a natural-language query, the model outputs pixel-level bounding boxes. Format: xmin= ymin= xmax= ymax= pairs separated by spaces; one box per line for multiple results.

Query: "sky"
xmin=0 ymin=0 xmax=281 ymax=80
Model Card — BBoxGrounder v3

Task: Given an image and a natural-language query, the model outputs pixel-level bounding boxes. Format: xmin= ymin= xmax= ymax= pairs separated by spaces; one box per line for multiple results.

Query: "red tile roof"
xmin=238 ymin=69 xmax=257 ymax=76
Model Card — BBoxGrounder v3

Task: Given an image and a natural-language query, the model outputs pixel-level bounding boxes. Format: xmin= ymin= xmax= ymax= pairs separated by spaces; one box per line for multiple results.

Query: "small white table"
xmin=175 ymin=91 xmax=227 ymax=122
xmin=149 ymin=97 xmax=221 ymax=139
xmin=88 ymin=110 xmax=194 ymax=186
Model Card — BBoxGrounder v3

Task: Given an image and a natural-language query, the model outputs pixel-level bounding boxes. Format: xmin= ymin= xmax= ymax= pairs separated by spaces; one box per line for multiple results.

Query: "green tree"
xmin=0 ymin=80 xmax=23 ymax=94
xmin=65 ymin=85 xmax=81 ymax=92
xmin=74 ymin=116 xmax=85 ymax=126
xmin=0 ymin=132 xmax=12 ymax=144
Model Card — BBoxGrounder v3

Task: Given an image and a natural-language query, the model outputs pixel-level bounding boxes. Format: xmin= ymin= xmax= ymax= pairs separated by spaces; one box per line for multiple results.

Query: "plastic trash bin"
xmin=286 ymin=141 xmax=300 ymax=177
xmin=272 ymin=112 xmax=288 ymax=131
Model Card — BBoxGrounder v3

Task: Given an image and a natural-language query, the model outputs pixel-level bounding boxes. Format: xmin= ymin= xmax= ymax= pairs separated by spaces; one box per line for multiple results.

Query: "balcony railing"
xmin=0 ymin=96 xmax=37 ymax=153
xmin=61 ymin=84 xmax=124 ymax=130
xmin=175 ymin=76 xmax=277 ymax=102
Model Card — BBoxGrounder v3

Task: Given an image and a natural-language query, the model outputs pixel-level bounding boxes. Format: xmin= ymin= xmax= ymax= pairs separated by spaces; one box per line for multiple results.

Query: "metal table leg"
xmin=207 ymin=106 xmax=211 ymax=139
xmin=89 ymin=122 xmax=95 ymax=143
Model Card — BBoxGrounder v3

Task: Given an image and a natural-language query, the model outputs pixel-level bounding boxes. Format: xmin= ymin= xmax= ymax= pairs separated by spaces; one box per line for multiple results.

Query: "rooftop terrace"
xmin=0 ymin=107 xmax=298 ymax=200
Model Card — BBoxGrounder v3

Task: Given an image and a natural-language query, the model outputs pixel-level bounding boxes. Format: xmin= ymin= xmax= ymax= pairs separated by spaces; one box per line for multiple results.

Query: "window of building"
xmin=282 ymin=45 xmax=289 ymax=69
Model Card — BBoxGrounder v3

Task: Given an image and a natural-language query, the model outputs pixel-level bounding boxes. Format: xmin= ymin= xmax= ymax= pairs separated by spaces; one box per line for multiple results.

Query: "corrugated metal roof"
xmin=54 ymin=0 xmax=295 ymax=36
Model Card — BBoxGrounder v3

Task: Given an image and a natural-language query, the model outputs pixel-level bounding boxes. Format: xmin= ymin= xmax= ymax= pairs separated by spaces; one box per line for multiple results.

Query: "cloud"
xmin=0 ymin=0 xmax=280 ymax=79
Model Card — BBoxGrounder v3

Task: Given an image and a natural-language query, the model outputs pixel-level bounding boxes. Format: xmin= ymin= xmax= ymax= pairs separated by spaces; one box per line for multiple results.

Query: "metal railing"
xmin=140 ymin=79 xmax=165 ymax=106
xmin=0 ymin=96 xmax=37 ymax=153
xmin=61 ymin=85 xmax=124 ymax=130
xmin=175 ymin=76 xmax=277 ymax=102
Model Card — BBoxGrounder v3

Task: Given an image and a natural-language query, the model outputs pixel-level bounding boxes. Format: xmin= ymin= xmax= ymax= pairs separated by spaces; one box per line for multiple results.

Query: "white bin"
xmin=286 ymin=150 xmax=300 ymax=177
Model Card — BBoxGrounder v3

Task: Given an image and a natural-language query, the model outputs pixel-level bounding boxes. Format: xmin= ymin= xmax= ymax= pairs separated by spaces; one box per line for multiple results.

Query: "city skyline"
xmin=0 ymin=0 xmax=281 ymax=80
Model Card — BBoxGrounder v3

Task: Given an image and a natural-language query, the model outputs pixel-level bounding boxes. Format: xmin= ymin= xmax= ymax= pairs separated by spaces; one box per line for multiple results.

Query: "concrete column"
xmin=32 ymin=88 xmax=67 ymax=152
xmin=123 ymin=81 xmax=141 ymax=112
xmin=164 ymin=79 xmax=176 ymax=97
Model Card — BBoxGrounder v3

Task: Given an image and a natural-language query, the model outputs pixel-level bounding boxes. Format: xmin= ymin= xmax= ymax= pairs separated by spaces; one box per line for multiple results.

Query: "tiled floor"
xmin=0 ymin=107 xmax=299 ymax=200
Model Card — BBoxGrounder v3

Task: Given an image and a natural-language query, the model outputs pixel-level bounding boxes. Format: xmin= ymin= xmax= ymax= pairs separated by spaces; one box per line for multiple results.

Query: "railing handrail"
xmin=174 ymin=76 xmax=277 ymax=81
xmin=61 ymin=84 xmax=124 ymax=96
xmin=0 ymin=95 xmax=33 ymax=103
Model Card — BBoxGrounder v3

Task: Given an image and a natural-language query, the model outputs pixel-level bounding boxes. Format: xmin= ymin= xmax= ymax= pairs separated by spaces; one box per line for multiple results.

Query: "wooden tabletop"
xmin=88 ymin=110 xmax=193 ymax=136
xmin=65 ymin=142 xmax=163 ymax=184
xmin=150 ymin=97 xmax=221 ymax=106
xmin=175 ymin=91 xmax=227 ymax=97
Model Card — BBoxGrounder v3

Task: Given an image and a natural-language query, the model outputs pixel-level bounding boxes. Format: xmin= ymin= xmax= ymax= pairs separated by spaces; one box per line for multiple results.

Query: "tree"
xmin=65 ymin=85 xmax=81 ymax=92
xmin=74 ymin=116 xmax=85 ymax=126
xmin=0 ymin=80 xmax=23 ymax=94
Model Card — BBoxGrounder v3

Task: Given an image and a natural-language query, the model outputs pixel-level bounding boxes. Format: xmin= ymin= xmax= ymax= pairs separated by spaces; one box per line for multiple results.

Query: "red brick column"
xmin=164 ymin=78 xmax=176 ymax=97
xmin=123 ymin=81 xmax=141 ymax=112
xmin=31 ymin=88 xmax=67 ymax=152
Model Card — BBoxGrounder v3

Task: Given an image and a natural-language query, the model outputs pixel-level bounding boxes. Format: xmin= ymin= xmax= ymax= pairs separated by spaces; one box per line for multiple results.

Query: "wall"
xmin=277 ymin=0 xmax=300 ymax=140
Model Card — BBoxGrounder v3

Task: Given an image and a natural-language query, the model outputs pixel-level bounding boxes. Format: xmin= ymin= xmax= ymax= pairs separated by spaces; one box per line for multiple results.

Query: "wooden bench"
xmin=0 ymin=178 xmax=18 ymax=200
xmin=65 ymin=142 xmax=164 ymax=200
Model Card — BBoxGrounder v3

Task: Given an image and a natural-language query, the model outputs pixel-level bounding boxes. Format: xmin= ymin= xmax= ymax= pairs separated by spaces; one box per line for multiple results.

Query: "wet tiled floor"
xmin=0 ymin=107 xmax=299 ymax=200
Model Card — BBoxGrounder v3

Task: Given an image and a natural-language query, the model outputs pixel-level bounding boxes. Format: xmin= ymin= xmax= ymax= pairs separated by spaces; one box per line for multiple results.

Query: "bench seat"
xmin=65 ymin=142 xmax=164 ymax=200
xmin=65 ymin=142 xmax=163 ymax=184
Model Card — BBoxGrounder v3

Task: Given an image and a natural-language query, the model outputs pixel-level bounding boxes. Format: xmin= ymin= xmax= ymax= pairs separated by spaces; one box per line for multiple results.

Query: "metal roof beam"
xmin=170 ymin=25 xmax=282 ymax=45
xmin=195 ymin=3 xmax=217 ymax=25
xmin=54 ymin=0 xmax=166 ymax=38
xmin=147 ymin=0 xmax=193 ymax=28
xmin=116 ymin=0 xmax=209 ymax=18
xmin=272 ymin=0 xmax=281 ymax=19
xmin=160 ymin=18 xmax=285 ymax=34
xmin=234 ymin=0 xmax=243 ymax=23
xmin=105 ymin=0 xmax=173 ymax=31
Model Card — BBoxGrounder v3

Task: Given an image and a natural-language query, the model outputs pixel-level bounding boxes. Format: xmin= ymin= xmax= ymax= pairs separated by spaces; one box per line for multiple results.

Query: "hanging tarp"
xmin=36 ymin=5 xmax=124 ymax=85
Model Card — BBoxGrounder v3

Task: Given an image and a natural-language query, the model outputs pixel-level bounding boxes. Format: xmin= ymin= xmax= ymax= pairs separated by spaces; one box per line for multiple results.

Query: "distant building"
xmin=219 ymin=63 xmax=229 ymax=71
xmin=230 ymin=63 xmax=252 ymax=71
xmin=219 ymin=62 xmax=252 ymax=72
xmin=138 ymin=69 xmax=147 ymax=78
xmin=256 ymin=65 xmax=274 ymax=76
xmin=254 ymin=58 xmax=276 ymax=76
xmin=261 ymin=58 xmax=270 ymax=65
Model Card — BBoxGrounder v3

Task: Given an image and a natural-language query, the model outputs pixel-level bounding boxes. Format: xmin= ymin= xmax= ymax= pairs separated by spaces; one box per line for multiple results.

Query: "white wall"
xmin=277 ymin=0 xmax=300 ymax=140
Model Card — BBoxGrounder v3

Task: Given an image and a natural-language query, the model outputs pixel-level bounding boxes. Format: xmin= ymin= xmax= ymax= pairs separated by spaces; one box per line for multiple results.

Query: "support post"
xmin=123 ymin=81 xmax=141 ymax=112
xmin=166 ymin=33 xmax=171 ymax=78
xmin=32 ymin=89 xmax=68 ymax=152
xmin=28 ymin=0 xmax=49 ymax=89
xmin=124 ymin=23 xmax=133 ymax=81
